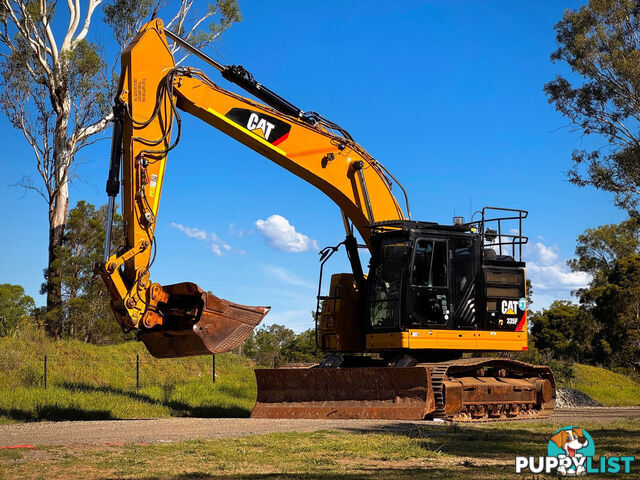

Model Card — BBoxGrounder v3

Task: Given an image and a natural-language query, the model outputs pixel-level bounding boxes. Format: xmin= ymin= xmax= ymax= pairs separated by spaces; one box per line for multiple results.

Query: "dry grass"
xmin=1 ymin=420 xmax=639 ymax=479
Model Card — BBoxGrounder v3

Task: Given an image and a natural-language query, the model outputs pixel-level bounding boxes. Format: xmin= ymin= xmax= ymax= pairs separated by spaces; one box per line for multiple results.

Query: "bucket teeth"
xmin=138 ymin=282 xmax=269 ymax=358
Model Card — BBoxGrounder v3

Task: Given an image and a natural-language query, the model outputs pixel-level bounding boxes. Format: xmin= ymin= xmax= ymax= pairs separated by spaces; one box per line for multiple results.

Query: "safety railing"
xmin=468 ymin=206 xmax=529 ymax=261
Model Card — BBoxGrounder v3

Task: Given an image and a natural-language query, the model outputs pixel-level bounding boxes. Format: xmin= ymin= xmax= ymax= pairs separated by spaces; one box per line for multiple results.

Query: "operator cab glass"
xmin=407 ymin=238 xmax=450 ymax=327
xmin=453 ymin=237 xmax=476 ymax=326
xmin=369 ymin=238 xmax=404 ymax=329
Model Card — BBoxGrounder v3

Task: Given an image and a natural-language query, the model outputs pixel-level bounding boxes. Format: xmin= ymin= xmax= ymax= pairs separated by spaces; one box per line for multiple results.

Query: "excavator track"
xmin=419 ymin=357 xmax=555 ymax=422
xmin=251 ymin=357 xmax=554 ymax=422
xmin=425 ymin=364 xmax=449 ymax=419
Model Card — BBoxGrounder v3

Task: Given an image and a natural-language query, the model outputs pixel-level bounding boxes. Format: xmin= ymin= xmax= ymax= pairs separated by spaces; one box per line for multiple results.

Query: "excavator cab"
xmin=368 ymin=221 xmax=472 ymax=332
xmin=317 ymin=207 xmax=529 ymax=356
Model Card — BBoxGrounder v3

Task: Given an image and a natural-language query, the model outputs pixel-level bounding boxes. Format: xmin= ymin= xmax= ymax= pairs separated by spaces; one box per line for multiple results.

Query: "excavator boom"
xmin=98 ymin=19 xmax=405 ymax=358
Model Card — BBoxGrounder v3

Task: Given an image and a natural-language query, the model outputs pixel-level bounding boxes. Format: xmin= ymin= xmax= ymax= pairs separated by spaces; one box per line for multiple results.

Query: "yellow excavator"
xmin=97 ymin=19 xmax=555 ymax=422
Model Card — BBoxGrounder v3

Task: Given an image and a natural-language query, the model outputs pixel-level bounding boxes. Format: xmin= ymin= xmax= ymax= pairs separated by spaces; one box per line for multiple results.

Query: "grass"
xmin=1 ymin=335 xmax=639 ymax=478
xmin=0 ymin=334 xmax=257 ymax=423
xmin=1 ymin=333 xmax=639 ymax=423
xmin=567 ymin=364 xmax=640 ymax=406
xmin=0 ymin=420 xmax=639 ymax=479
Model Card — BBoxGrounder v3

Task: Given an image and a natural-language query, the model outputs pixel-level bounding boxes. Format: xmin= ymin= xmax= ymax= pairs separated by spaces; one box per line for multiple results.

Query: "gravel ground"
xmin=1 ymin=407 xmax=639 ymax=447
xmin=555 ymin=388 xmax=604 ymax=408
xmin=0 ymin=418 xmax=426 ymax=447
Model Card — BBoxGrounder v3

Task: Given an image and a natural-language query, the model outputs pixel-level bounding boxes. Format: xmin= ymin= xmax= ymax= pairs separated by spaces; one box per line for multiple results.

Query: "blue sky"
xmin=0 ymin=1 xmax=626 ymax=332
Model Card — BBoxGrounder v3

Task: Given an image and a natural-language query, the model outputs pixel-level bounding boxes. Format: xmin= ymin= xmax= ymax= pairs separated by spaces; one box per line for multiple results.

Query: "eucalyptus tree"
xmin=0 ymin=0 xmax=240 ymax=330
xmin=545 ymin=0 xmax=640 ymax=215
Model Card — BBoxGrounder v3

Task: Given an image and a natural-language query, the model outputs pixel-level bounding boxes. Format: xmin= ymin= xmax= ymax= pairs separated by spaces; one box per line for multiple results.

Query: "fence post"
xmin=136 ymin=354 xmax=140 ymax=389
xmin=212 ymin=354 xmax=216 ymax=384
xmin=43 ymin=354 xmax=47 ymax=389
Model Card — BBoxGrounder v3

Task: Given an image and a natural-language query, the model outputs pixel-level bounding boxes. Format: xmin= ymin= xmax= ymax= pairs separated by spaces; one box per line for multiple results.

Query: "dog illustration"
xmin=550 ymin=428 xmax=589 ymax=476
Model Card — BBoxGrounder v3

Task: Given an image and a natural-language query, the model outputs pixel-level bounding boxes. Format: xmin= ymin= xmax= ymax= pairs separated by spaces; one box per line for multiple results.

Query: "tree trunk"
xmin=45 ymin=97 xmax=71 ymax=336
xmin=45 ymin=175 xmax=68 ymax=336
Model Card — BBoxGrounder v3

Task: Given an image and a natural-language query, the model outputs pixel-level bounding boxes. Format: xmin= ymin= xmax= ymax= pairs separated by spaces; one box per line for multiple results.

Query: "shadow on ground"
xmin=59 ymin=381 xmax=252 ymax=418
xmin=0 ymin=381 xmax=250 ymax=421
xmin=336 ymin=422 xmax=640 ymax=458
xmin=105 ymin=471 xmax=491 ymax=480
xmin=0 ymin=407 xmax=113 ymax=421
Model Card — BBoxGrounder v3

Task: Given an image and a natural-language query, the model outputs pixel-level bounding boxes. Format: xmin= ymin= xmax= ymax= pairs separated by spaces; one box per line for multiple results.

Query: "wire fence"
xmin=0 ymin=350 xmax=218 ymax=391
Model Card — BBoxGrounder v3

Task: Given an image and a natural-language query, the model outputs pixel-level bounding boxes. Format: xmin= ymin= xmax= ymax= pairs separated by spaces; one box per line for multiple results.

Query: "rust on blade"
xmin=251 ymin=366 xmax=435 ymax=419
xmin=139 ymin=328 xmax=215 ymax=358
xmin=139 ymin=282 xmax=269 ymax=358
xmin=194 ymin=290 xmax=270 ymax=353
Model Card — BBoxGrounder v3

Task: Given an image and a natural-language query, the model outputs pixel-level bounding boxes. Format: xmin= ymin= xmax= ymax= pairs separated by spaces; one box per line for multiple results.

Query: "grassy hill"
xmin=567 ymin=363 xmax=640 ymax=407
xmin=0 ymin=333 xmax=257 ymax=423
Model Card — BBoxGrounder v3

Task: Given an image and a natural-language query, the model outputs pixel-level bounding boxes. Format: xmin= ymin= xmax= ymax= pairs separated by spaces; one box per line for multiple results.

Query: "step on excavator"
xmin=97 ymin=19 xmax=555 ymax=422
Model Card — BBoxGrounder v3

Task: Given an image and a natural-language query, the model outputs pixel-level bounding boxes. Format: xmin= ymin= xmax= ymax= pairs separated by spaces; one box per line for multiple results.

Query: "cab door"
xmin=406 ymin=238 xmax=450 ymax=327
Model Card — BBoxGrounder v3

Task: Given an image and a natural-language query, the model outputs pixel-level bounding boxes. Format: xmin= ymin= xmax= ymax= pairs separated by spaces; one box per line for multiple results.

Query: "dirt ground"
xmin=1 ymin=407 xmax=639 ymax=447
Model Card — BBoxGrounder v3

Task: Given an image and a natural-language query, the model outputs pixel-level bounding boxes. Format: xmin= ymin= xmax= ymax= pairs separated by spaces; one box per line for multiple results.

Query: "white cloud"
xmin=526 ymin=262 xmax=590 ymax=291
xmin=210 ymin=242 xmax=234 ymax=256
xmin=524 ymin=242 xmax=591 ymax=302
xmin=255 ymin=215 xmax=319 ymax=253
xmin=262 ymin=265 xmax=316 ymax=289
xmin=171 ymin=222 xmax=235 ymax=257
xmin=534 ymin=242 xmax=559 ymax=266
xmin=229 ymin=223 xmax=253 ymax=238
xmin=172 ymin=223 xmax=207 ymax=241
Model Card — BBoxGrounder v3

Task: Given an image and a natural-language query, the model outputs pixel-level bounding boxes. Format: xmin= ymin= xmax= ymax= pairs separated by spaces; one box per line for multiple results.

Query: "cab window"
xmin=412 ymin=239 xmax=447 ymax=287
xmin=369 ymin=239 xmax=405 ymax=329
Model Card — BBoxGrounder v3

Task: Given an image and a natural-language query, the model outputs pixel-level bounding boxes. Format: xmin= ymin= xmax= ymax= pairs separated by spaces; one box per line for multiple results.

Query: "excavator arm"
xmin=97 ymin=19 xmax=407 ymax=358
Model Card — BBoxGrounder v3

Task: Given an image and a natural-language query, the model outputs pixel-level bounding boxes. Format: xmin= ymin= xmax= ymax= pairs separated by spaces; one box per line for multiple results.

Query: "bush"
xmin=244 ymin=325 xmax=323 ymax=366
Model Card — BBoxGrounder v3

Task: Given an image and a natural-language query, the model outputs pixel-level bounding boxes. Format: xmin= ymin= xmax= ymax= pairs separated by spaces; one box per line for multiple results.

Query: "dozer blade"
xmin=138 ymin=282 xmax=269 ymax=358
xmin=251 ymin=366 xmax=435 ymax=419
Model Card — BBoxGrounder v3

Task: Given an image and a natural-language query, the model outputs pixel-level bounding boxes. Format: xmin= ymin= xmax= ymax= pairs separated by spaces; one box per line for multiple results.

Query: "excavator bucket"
xmin=251 ymin=366 xmax=435 ymax=419
xmin=138 ymin=282 xmax=269 ymax=358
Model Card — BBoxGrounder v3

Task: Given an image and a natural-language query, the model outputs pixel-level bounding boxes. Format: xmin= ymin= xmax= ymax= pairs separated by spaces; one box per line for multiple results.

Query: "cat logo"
xmin=501 ymin=300 xmax=519 ymax=315
xmin=225 ymin=108 xmax=291 ymax=146
xmin=247 ymin=112 xmax=275 ymax=140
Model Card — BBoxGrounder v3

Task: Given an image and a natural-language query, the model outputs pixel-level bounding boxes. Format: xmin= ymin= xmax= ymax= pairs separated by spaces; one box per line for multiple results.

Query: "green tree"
xmin=565 ymin=218 xmax=640 ymax=368
xmin=43 ymin=201 xmax=127 ymax=343
xmin=529 ymin=300 xmax=597 ymax=362
xmin=0 ymin=284 xmax=34 ymax=336
xmin=581 ymin=254 xmax=640 ymax=368
xmin=544 ymin=0 xmax=640 ymax=215
xmin=242 ymin=324 xmax=326 ymax=366
xmin=0 ymin=0 xmax=241 ymax=326
xmin=281 ymin=329 xmax=323 ymax=363
xmin=568 ymin=218 xmax=640 ymax=289
xmin=244 ymin=324 xmax=296 ymax=366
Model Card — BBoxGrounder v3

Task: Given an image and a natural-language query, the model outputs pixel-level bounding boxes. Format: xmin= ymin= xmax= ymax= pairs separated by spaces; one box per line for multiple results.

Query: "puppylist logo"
xmin=515 ymin=426 xmax=636 ymax=476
